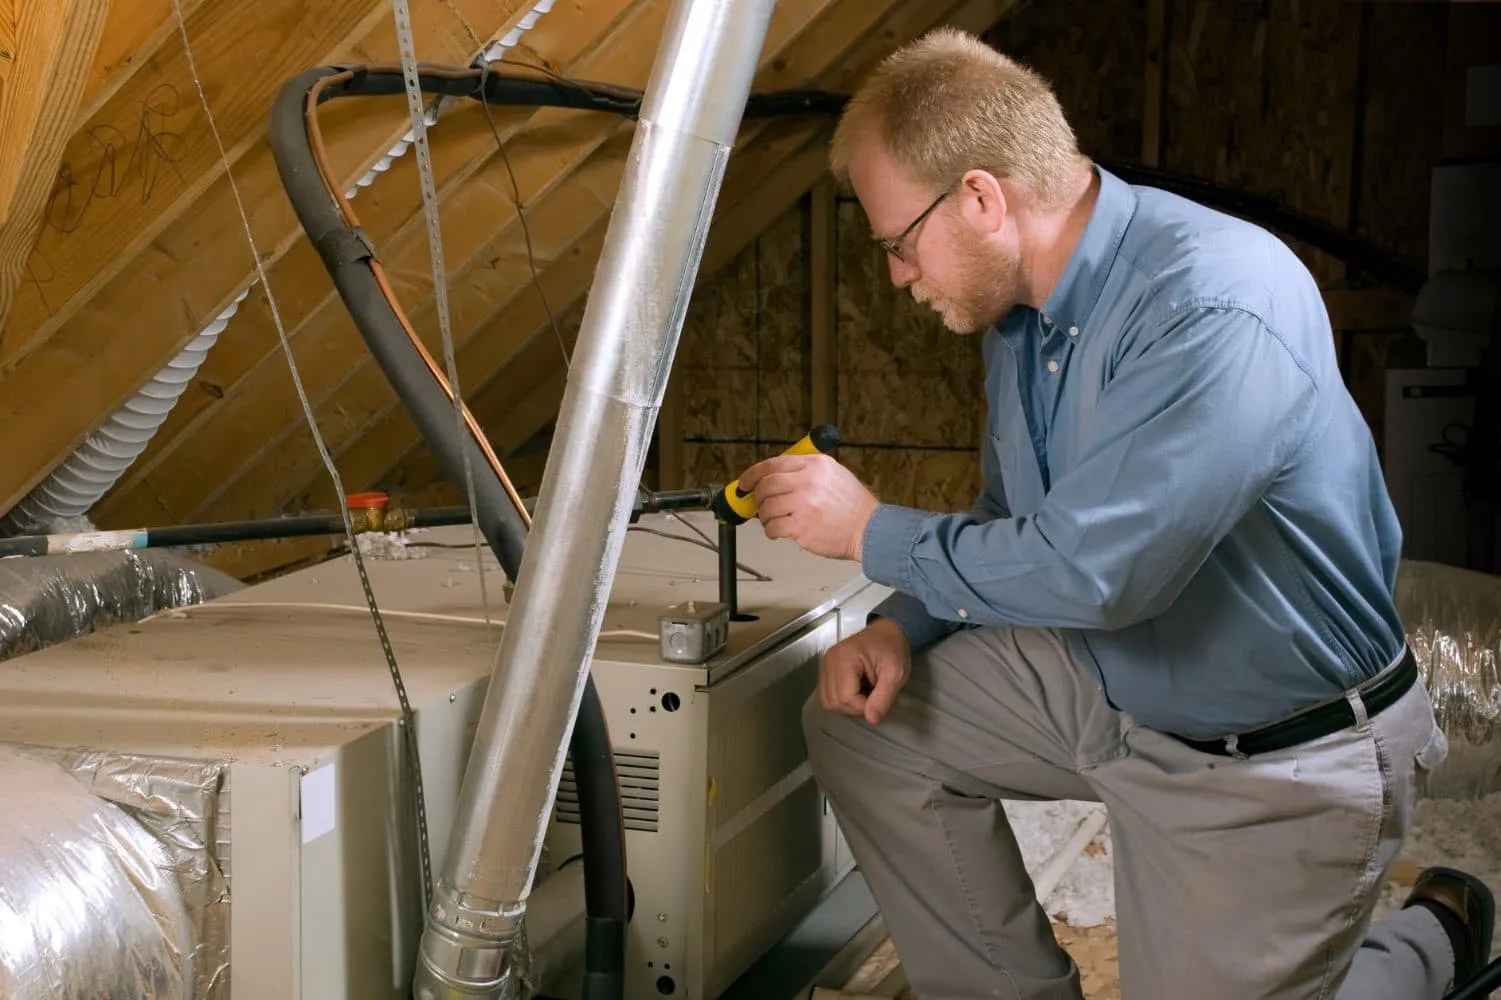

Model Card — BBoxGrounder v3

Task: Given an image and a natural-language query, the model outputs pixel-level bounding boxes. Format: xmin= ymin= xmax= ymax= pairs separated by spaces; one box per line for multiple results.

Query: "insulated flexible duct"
xmin=0 ymin=750 xmax=194 ymax=999
xmin=0 ymin=298 xmax=243 ymax=538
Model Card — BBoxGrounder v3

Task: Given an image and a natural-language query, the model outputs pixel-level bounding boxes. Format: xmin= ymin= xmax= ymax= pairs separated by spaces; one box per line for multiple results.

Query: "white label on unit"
xmin=300 ymin=763 xmax=337 ymax=844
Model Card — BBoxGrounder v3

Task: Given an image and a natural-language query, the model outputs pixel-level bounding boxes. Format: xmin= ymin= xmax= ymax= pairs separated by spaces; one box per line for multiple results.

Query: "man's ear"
xmin=959 ymin=168 xmax=1007 ymax=236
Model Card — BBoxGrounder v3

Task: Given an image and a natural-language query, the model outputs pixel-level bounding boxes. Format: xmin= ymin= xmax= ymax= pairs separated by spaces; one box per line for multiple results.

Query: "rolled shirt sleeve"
xmin=865 ymin=419 xmax=1010 ymax=650
xmin=859 ymin=304 xmax=1317 ymax=634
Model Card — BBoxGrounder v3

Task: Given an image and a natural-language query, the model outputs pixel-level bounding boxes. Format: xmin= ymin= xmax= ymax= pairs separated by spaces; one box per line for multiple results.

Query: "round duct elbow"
xmin=0 ymin=749 xmax=193 ymax=999
xmin=0 ymin=293 xmax=245 ymax=537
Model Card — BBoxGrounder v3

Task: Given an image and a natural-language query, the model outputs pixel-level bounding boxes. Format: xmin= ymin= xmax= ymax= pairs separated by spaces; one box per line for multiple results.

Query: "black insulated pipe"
xmin=268 ymin=64 xmax=630 ymax=999
xmin=268 ymin=62 xmax=842 ymax=1000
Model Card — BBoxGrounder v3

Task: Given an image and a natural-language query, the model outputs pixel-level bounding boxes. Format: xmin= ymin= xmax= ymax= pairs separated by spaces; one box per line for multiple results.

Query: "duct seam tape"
xmin=301 ymin=762 xmax=338 ymax=844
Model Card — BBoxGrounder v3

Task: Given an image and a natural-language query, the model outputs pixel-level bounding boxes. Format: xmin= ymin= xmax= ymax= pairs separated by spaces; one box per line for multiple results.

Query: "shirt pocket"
xmin=991 ymin=416 xmax=1046 ymax=515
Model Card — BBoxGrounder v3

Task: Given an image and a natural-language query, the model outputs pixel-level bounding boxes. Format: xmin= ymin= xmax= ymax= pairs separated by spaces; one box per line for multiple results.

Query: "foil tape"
xmin=0 ymin=749 xmax=194 ymax=999
xmin=1395 ymin=559 xmax=1501 ymax=800
xmin=0 ymin=550 xmax=242 ymax=662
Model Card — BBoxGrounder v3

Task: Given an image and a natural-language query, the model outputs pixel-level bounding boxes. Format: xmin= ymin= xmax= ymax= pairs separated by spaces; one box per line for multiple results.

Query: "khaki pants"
xmin=803 ymin=625 xmax=1456 ymax=999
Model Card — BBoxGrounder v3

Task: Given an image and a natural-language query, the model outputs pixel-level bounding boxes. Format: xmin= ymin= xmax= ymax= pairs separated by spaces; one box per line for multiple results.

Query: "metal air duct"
xmin=412 ymin=1 xmax=776 ymax=996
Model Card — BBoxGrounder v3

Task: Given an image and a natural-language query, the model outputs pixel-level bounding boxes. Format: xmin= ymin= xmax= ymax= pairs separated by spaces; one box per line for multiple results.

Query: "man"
xmin=736 ymin=26 xmax=1495 ymax=1000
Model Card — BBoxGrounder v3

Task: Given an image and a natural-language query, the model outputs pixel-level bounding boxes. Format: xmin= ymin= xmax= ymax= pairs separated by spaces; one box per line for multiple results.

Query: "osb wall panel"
xmin=675 ymin=191 xmax=986 ymax=513
xmin=677 ymin=202 xmax=810 ymax=491
xmin=1159 ymin=0 xmax=1363 ymax=286
xmin=1356 ymin=3 xmax=1448 ymax=266
xmin=835 ymin=196 xmax=986 ymax=511
xmin=984 ymin=0 xmax=1145 ymax=163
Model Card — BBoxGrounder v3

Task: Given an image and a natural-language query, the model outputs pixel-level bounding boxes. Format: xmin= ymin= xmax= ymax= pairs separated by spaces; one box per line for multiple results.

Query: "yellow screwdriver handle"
xmin=712 ymin=424 xmax=841 ymax=525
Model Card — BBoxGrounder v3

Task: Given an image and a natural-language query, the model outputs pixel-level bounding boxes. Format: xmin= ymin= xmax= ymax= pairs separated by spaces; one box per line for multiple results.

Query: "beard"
xmin=910 ymin=228 xmax=1021 ymax=334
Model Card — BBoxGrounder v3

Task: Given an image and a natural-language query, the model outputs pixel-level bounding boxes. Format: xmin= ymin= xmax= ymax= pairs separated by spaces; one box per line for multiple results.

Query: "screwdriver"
xmin=709 ymin=424 xmax=841 ymax=526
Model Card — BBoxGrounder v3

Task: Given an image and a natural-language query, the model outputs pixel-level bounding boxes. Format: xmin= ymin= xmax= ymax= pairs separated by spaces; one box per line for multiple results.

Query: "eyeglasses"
xmin=875 ymin=190 xmax=949 ymax=263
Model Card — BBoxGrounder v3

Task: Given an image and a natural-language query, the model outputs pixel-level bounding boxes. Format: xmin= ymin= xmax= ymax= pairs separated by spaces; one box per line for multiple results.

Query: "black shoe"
xmin=1403 ymin=866 xmax=1495 ymax=986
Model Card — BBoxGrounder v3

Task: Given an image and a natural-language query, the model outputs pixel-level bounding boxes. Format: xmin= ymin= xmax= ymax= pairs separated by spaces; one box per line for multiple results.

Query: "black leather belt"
xmin=1174 ymin=646 xmax=1418 ymax=757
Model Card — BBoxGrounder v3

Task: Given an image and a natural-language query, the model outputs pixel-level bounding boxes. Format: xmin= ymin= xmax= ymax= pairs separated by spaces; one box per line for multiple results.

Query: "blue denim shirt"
xmin=859 ymin=165 xmax=1407 ymax=741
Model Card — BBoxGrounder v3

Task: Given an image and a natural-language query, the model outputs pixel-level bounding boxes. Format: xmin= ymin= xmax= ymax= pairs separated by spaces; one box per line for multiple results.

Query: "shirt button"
xmin=1068 ymin=326 xmax=1079 ymax=337
xmin=957 ymin=609 xmax=968 ymax=618
xmin=1047 ymin=360 xmax=1060 ymax=373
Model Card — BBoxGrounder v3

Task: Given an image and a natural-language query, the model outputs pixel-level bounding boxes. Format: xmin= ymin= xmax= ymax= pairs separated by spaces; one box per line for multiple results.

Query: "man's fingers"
xmin=751 ymin=470 xmax=803 ymax=504
xmin=737 ymin=458 xmax=772 ymax=492
xmin=864 ymin=666 xmax=901 ymax=725
xmin=832 ymin=658 xmax=867 ymax=717
xmin=757 ymin=494 xmax=797 ymax=524
xmin=739 ymin=454 xmax=807 ymax=492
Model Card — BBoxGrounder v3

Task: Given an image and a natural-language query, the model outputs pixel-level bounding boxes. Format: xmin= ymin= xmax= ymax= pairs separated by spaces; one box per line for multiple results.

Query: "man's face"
xmin=846 ymin=138 xmax=1019 ymax=334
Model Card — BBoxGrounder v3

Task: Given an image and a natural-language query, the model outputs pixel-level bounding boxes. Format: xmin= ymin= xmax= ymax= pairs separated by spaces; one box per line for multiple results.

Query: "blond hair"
xmin=829 ymin=28 xmax=1084 ymax=208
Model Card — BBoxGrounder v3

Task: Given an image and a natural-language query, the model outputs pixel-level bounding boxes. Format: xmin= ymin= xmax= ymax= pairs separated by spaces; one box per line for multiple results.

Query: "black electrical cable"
xmin=269 ymin=62 xmax=839 ymax=1000
xmin=0 ymin=505 xmax=474 ymax=558
xmin=1094 ymin=158 xmax=1427 ymax=293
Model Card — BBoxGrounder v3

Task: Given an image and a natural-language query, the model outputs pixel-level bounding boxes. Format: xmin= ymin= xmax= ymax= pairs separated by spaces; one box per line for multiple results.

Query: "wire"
xmin=391 ymin=0 xmax=496 ymax=655
xmin=627 ymin=524 xmax=770 ymax=581
xmin=478 ymin=60 xmax=570 ymax=368
xmin=151 ymin=600 xmax=659 ymax=640
xmin=169 ymin=0 xmax=438 ymax=906
xmin=299 ymin=72 xmax=534 ymax=531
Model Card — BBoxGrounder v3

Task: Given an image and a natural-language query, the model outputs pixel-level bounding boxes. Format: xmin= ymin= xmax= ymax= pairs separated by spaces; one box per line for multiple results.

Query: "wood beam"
xmin=0 ymin=0 xmax=532 ymax=517
xmin=78 ymin=0 xmax=213 ymax=126
xmin=333 ymin=0 xmax=1024 ymax=515
xmin=0 ymin=0 xmax=396 ymax=365
xmin=92 ymin=0 xmax=642 ymax=526
xmin=0 ymin=0 xmax=110 ymax=322
xmin=0 ymin=0 xmax=14 ymax=83
xmin=102 ymin=0 xmax=851 ymax=527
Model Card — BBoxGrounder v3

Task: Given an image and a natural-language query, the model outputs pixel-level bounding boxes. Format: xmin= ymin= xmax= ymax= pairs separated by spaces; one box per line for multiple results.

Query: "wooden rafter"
xmin=0 ymin=0 xmax=396 ymax=365
xmin=303 ymin=0 xmax=1026 ymax=519
xmin=79 ymin=0 xmax=212 ymax=126
xmin=95 ymin=0 xmax=849 ymax=527
xmin=0 ymin=0 xmax=110 ymax=324
xmin=0 ymin=0 xmax=15 ymax=82
xmin=0 ymin=0 xmax=533 ymax=516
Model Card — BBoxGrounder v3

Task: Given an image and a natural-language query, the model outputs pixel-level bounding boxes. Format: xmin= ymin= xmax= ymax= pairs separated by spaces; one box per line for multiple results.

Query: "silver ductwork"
xmin=0 ymin=550 xmax=242 ymax=662
xmin=413 ymin=1 xmax=775 ymax=995
xmin=0 ymin=749 xmax=197 ymax=999
xmin=1396 ymin=560 xmax=1501 ymax=801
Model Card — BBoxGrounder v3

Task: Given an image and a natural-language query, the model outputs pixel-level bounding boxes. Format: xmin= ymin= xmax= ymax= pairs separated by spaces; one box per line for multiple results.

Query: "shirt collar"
xmin=1033 ymin=164 xmax=1137 ymax=337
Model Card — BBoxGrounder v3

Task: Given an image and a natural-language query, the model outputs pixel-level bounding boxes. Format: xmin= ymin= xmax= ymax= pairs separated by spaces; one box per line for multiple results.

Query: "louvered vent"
xmin=555 ymin=749 xmax=661 ymax=832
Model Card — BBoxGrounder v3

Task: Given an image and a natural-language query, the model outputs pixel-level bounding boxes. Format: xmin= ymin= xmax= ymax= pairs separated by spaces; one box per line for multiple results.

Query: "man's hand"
xmin=819 ymin=618 xmax=911 ymax=725
xmin=738 ymin=453 xmax=880 ymax=561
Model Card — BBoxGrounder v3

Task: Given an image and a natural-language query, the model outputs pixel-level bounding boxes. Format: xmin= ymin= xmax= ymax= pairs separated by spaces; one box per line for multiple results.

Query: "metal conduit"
xmin=412 ymin=1 xmax=776 ymax=996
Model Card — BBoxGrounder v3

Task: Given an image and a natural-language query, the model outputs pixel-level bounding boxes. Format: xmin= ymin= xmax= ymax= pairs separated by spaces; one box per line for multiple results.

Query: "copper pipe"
xmin=299 ymin=70 xmax=532 ymax=528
